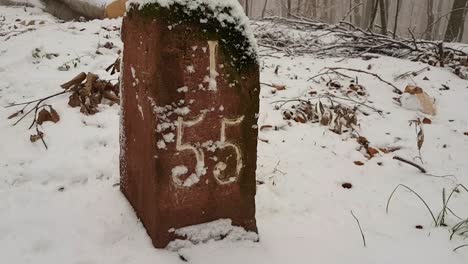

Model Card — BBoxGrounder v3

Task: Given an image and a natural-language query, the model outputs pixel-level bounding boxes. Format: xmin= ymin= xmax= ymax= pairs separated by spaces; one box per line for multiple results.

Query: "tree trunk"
xmin=312 ymin=0 xmax=317 ymax=18
xmin=287 ymin=0 xmax=292 ymax=17
xmin=434 ymin=0 xmax=445 ymax=40
xmin=378 ymin=0 xmax=388 ymax=35
xmin=444 ymin=0 xmax=468 ymax=42
xmin=261 ymin=0 xmax=268 ymax=18
xmin=425 ymin=0 xmax=435 ymax=40
xmin=245 ymin=0 xmax=249 ymax=16
xmin=321 ymin=0 xmax=330 ymax=22
xmin=297 ymin=0 xmax=302 ymax=15
xmin=368 ymin=0 xmax=379 ymax=31
xmin=393 ymin=0 xmax=401 ymax=39
xmin=363 ymin=0 xmax=375 ymax=28
xmin=353 ymin=0 xmax=362 ymax=26
xmin=329 ymin=0 xmax=336 ymax=23
xmin=458 ymin=2 xmax=468 ymax=41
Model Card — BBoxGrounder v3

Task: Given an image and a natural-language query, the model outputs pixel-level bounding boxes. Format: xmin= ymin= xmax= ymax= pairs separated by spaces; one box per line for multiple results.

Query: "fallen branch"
xmin=324 ymin=67 xmax=403 ymax=94
xmin=254 ymin=17 xmax=468 ymax=80
xmin=393 ymin=156 xmax=427 ymax=173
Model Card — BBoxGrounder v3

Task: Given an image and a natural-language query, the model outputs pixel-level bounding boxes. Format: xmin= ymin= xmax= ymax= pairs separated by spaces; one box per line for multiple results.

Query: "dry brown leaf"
xmin=102 ymin=91 xmax=120 ymax=104
xmin=80 ymin=105 xmax=98 ymax=116
xmin=272 ymin=84 xmax=286 ymax=91
xmin=379 ymin=146 xmax=402 ymax=153
xmin=283 ymin=110 xmax=293 ymax=120
xmin=61 ymin=72 xmax=86 ymax=90
xmin=30 ymin=131 xmax=44 ymax=143
xmin=367 ymin=147 xmax=379 ymax=158
xmin=36 ymin=109 xmax=51 ymax=125
xmin=90 ymin=93 xmax=103 ymax=107
xmin=49 ymin=106 xmax=60 ymax=123
xmin=82 ymin=72 xmax=98 ymax=96
xmin=422 ymin=118 xmax=432 ymax=124
xmin=354 ymin=161 xmax=364 ymax=166
xmin=294 ymin=112 xmax=307 ymax=123
xmin=68 ymin=92 xmax=81 ymax=108
xmin=417 ymin=127 xmax=424 ymax=151
xmin=357 ymin=136 xmax=369 ymax=146
xmin=464 ymin=132 xmax=468 ymax=136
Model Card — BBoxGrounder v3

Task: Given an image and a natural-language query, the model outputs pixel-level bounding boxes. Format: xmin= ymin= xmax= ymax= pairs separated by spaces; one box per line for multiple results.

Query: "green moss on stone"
xmin=127 ymin=2 xmax=257 ymax=73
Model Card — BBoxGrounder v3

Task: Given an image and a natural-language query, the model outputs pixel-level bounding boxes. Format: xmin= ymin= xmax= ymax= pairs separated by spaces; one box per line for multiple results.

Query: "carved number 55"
xmin=174 ymin=114 xmax=244 ymax=187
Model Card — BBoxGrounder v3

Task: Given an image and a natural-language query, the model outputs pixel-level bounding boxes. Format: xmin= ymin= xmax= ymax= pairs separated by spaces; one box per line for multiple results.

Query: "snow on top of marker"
xmin=126 ymin=0 xmax=258 ymax=62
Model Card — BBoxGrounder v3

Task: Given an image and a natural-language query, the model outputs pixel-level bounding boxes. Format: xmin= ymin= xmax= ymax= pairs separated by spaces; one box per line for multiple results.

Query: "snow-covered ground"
xmin=1 ymin=6 xmax=468 ymax=264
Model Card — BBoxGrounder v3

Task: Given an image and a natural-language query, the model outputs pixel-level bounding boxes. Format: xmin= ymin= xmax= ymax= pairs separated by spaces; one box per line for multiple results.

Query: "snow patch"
xmin=166 ymin=219 xmax=258 ymax=251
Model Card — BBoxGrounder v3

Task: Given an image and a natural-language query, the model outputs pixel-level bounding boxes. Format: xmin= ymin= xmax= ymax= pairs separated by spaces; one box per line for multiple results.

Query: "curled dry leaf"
xmin=260 ymin=125 xmax=273 ymax=131
xmin=82 ymin=72 xmax=98 ymax=96
xmin=30 ymin=131 xmax=44 ymax=143
xmin=60 ymin=72 xmax=86 ymax=90
xmin=417 ymin=127 xmax=424 ymax=151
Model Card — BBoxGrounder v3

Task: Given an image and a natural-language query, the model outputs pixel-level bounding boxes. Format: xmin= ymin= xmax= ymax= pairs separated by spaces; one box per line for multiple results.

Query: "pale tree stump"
xmin=120 ymin=1 xmax=260 ymax=248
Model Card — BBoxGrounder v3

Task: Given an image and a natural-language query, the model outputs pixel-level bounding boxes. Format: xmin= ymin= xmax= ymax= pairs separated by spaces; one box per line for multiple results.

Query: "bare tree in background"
xmin=321 ymin=0 xmax=330 ymax=22
xmin=363 ymin=0 xmax=375 ymax=29
xmin=444 ymin=0 xmax=468 ymax=42
xmin=393 ymin=0 xmax=401 ymax=39
xmin=262 ymin=0 xmax=269 ymax=18
xmin=352 ymin=0 xmax=362 ymax=26
xmin=245 ymin=0 xmax=250 ymax=16
xmin=425 ymin=0 xmax=435 ymax=40
xmin=433 ymin=0 xmax=445 ymax=40
xmin=378 ymin=0 xmax=388 ymax=35
xmin=369 ymin=0 xmax=378 ymax=31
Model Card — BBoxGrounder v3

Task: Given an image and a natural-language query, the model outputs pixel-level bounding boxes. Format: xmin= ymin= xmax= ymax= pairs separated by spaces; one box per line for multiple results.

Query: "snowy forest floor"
xmin=1 ymin=6 xmax=468 ymax=264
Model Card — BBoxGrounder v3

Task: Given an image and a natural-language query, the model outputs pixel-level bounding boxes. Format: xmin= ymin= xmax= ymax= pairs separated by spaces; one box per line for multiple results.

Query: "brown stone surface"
xmin=120 ymin=13 xmax=259 ymax=248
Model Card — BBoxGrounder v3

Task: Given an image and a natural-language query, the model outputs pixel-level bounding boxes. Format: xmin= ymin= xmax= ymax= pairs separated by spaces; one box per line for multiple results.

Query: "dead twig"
xmin=350 ymin=210 xmax=367 ymax=248
xmin=393 ymin=156 xmax=427 ymax=173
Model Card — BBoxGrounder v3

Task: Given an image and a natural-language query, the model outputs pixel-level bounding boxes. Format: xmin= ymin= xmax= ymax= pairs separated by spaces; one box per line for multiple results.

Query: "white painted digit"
xmin=207 ymin=40 xmax=219 ymax=91
xmin=173 ymin=114 xmax=206 ymax=187
xmin=213 ymin=116 xmax=244 ymax=185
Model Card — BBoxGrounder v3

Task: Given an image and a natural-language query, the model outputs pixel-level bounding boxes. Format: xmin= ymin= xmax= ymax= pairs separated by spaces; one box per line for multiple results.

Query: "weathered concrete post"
xmin=120 ymin=0 xmax=260 ymax=248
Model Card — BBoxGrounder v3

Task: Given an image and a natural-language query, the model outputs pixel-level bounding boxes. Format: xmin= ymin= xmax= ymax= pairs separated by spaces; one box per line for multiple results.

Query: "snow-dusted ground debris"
xmin=1 ymin=6 xmax=468 ymax=264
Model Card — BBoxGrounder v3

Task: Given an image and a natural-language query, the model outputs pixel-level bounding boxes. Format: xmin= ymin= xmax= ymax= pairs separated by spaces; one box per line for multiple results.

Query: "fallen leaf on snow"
xmin=422 ymin=117 xmax=432 ymax=124
xmin=273 ymin=84 xmax=286 ymax=91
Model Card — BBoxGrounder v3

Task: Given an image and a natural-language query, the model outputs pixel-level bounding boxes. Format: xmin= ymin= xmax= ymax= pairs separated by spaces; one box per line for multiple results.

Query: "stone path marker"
xmin=120 ymin=0 xmax=260 ymax=248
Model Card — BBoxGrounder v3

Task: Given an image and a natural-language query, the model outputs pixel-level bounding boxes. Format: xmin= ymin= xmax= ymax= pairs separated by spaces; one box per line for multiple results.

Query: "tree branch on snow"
xmin=393 ymin=156 xmax=427 ymax=173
